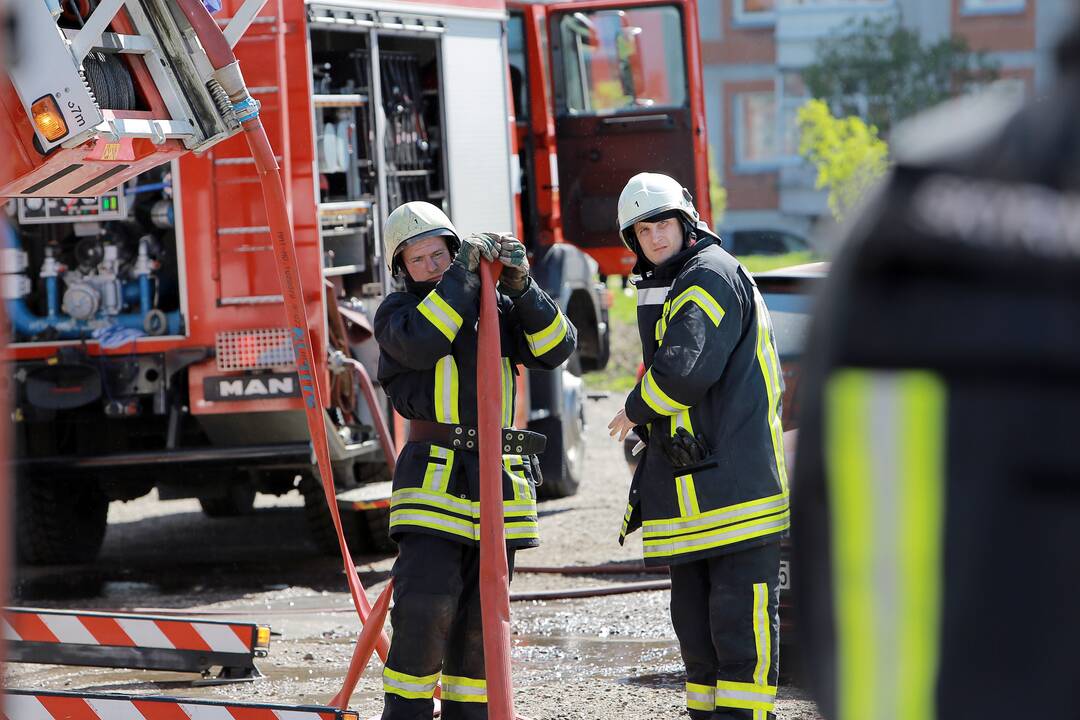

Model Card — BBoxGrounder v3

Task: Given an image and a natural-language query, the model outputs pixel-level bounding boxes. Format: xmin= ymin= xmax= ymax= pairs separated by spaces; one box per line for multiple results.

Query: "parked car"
xmin=723 ymin=229 xmax=811 ymax=257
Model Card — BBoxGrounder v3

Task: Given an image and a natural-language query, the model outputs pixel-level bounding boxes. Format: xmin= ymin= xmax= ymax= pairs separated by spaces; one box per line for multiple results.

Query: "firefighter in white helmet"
xmin=374 ymin=201 xmax=576 ymax=720
xmin=608 ymin=173 xmax=787 ymax=720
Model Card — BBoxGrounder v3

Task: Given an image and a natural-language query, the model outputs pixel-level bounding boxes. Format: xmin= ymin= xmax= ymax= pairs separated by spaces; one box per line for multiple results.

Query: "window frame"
xmin=733 ymin=0 xmax=776 ymax=28
xmin=733 ymin=90 xmax=781 ymax=172
xmin=959 ymin=0 xmax=1026 ymax=16
xmin=552 ymin=3 xmax=690 ymax=118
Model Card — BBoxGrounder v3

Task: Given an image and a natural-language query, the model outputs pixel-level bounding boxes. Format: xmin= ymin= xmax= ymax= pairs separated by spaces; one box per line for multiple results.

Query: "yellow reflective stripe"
xmin=417 ymin=289 xmax=463 ymax=342
xmin=670 ymin=409 xmax=694 ymax=436
xmin=504 ymin=522 xmax=540 ymax=541
xmin=751 ymin=583 xmax=774 ymax=708
xmin=390 ymin=508 xmax=475 ymax=540
xmin=716 ymin=680 xmax=777 ymax=696
xmin=713 ymin=695 xmax=774 ymax=712
xmin=420 ymin=446 xmax=454 ymax=493
xmin=686 ymin=681 xmax=715 ymax=711
xmin=383 ymin=667 xmax=440 ymax=699
xmin=656 ymin=299 xmax=671 ymax=345
xmin=434 ymin=355 xmax=460 ymax=423
xmin=500 ymin=358 xmax=514 ymax=428
xmin=640 ymin=368 xmax=689 ymax=417
xmin=643 ymin=511 xmax=790 ymax=559
xmin=525 ymin=312 xmax=569 ymax=356
xmin=826 ymin=370 xmax=946 ymax=720
xmin=620 ymin=502 xmax=633 ymax=537
xmin=675 ymin=473 xmax=700 ymax=517
xmin=754 ymin=289 xmax=788 ymax=491
xmin=504 ymin=455 xmax=530 ymax=501
xmin=642 ymin=492 xmax=789 ymax=538
xmin=669 ymin=285 xmax=725 ymax=327
xmin=500 ymin=497 xmax=537 ymax=515
xmin=392 ymin=487 xmax=472 ymax=517
xmin=441 ymin=674 xmax=487 ymax=703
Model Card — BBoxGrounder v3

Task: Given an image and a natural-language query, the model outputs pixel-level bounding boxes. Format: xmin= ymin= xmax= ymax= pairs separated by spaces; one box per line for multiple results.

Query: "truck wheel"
xmin=300 ymin=474 xmax=363 ymax=556
xmin=535 ymin=371 xmax=586 ymax=499
xmin=355 ymin=507 xmax=395 ymax=554
xmin=198 ymin=483 xmax=256 ymax=518
xmin=16 ymin=474 xmax=108 ymax=565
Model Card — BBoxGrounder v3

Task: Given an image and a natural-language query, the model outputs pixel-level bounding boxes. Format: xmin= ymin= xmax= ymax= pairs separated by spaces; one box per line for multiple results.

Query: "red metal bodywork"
xmin=4 ymin=0 xmax=703 ymax=418
xmin=539 ymin=0 xmax=709 ymax=277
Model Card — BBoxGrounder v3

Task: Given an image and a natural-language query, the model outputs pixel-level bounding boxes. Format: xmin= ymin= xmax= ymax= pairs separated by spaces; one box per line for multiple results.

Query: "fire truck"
xmin=0 ymin=0 xmax=708 ymax=564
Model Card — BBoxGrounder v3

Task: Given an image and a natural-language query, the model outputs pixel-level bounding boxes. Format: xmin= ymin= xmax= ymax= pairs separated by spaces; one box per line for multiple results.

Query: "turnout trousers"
xmin=670 ymin=541 xmax=780 ymax=720
xmin=381 ymin=533 xmax=515 ymax=720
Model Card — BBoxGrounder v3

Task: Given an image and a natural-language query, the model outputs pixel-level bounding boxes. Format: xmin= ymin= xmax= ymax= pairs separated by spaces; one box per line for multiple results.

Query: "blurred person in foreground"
xmin=608 ymin=173 xmax=788 ymax=720
xmin=375 ymin=201 xmax=575 ymax=720
xmin=792 ymin=11 xmax=1080 ymax=720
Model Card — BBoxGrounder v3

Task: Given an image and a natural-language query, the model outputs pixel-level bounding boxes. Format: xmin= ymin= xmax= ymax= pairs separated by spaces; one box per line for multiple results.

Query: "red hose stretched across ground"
xmin=174 ymin=0 xmax=389 ymax=709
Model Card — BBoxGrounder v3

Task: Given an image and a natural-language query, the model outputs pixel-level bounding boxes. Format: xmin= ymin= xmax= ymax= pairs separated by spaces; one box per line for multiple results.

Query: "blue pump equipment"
xmin=4 ymin=223 xmax=182 ymax=339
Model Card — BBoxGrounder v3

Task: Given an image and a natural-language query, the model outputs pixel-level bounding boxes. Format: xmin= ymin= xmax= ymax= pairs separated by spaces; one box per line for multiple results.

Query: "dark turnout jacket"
xmin=621 ymin=232 xmax=789 ymax=566
xmin=793 ymin=30 xmax=1080 ymax=720
xmin=374 ymin=261 xmax=576 ymax=549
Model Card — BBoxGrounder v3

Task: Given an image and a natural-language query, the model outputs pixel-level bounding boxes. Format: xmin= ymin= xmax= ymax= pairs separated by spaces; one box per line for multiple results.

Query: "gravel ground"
xmin=5 ymin=395 xmax=822 ymax=720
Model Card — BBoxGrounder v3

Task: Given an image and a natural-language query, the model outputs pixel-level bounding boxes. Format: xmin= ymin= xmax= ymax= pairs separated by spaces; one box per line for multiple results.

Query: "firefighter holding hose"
xmin=374 ymin=201 xmax=576 ymax=720
xmin=608 ymin=173 xmax=788 ymax=720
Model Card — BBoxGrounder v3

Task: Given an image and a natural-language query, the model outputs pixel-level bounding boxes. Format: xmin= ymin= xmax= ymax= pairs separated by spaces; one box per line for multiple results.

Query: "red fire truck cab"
xmin=1 ymin=0 xmax=707 ymax=564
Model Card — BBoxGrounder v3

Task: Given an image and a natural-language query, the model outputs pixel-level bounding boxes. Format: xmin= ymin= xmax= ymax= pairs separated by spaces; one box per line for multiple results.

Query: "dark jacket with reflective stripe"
xmin=375 ymin=262 xmax=577 ymax=549
xmin=793 ymin=34 xmax=1080 ymax=719
xmin=621 ymin=231 xmax=788 ymax=566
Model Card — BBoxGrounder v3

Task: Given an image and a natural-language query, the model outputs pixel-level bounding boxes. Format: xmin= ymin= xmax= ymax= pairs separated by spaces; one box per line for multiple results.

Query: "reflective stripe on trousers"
xmin=441 ymin=674 xmax=487 ymax=703
xmin=826 ymin=370 xmax=946 ymax=720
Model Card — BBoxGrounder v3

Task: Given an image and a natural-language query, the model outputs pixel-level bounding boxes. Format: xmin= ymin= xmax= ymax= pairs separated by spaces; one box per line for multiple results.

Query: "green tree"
xmin=802 ymin=16 xmax=998 ymax=136
xmin=797 ymin=99 xmax=889 ymax=222
xmin=708 ymin=145 xmax=727 ymax=224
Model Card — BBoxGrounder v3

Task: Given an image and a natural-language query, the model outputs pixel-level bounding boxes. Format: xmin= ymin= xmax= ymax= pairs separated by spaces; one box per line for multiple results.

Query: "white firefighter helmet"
xmin=617 ymin=172 xmax=700 ymax=251
xmin=383 ymin=201 xmax=459 ymax=271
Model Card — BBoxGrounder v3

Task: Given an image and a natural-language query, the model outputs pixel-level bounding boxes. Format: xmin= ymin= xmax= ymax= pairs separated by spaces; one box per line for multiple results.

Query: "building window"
xmin=735 ymin=91 xmax=779 ymax=169
xmin=734 ymin=80 xmax=804 ymax=171
xmin=779 ymin=0 xmax=891 ymax=6
xmin=960 ymin=0 xmax=1025 ymax=14
xmin=733 ymin=0 xmax=775 ymax=27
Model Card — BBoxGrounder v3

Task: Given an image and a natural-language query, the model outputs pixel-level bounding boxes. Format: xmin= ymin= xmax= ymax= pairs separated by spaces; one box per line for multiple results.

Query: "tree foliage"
xmin=797 ymin=99 xmax=889 ymax=222
xmin=802 ymin=16 xmax=998 ymax=136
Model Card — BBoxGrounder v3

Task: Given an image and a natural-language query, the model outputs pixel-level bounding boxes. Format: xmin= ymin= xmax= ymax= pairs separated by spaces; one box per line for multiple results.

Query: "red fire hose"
xmin=174 ymin=0 xmax=389 ymax=709
xmin=477 ymin=262 xmax=516 ymax=720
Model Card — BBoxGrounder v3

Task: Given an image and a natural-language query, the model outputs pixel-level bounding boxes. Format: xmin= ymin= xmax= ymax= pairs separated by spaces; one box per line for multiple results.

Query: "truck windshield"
xmin=558 ymin=5 xmax=686 ymax=116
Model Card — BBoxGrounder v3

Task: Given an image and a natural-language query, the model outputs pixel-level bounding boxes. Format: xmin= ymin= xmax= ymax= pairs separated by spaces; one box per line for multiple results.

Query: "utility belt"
xmin=408 ymin=420 xmax=547 ymax=456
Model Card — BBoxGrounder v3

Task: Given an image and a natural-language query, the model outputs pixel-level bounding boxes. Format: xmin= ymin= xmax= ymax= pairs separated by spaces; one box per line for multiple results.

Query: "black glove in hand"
xmin=453 ymin=233 xmax=499 ymax=273
xmin=491 ymin=233 xmax=530 ymax=296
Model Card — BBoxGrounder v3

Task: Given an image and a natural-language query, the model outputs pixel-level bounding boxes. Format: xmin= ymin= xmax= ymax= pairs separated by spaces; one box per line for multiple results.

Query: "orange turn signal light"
xmin=32 ymin=95 xmax=68 ymax=142
xmin=255 ymin=625 xmax=271 ymax=649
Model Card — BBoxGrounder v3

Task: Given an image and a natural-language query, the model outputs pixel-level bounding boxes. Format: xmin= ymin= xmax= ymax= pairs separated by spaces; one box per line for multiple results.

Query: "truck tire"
xmin=535 ymin=371 xmax=586 ymax=499
xmin=355 ymin=507 xmax=395 ymax=554
xmin=198 ymin=483 xmax=256 ymax=518
xmin=300 ymin=475 xmax=362 ymax=556
xmin=16 ymin=474 xmax=108 ymax=565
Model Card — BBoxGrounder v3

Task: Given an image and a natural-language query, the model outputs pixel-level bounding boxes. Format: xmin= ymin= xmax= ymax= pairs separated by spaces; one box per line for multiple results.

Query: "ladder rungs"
xmin=214 ymin=156 xmax=283 ymax=166
xmin=62 ymin=29 xmax=154 ymax=54
xmin=217 ymin=226 xmax=270 ymax=236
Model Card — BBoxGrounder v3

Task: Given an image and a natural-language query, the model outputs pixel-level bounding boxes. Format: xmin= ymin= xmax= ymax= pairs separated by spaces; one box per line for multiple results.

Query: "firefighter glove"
xmin=454 ymin=233 xmax=499 ymax=273
xmin=493 ymin=233 xmax=530 ymax=296
xmin=664 ymin=427 xmax=710 ymax=468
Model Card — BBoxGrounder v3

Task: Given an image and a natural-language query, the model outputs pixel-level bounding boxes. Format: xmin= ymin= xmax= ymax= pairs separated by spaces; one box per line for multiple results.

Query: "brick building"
xmin=698 ymin=0 xmax=1076 ymax=247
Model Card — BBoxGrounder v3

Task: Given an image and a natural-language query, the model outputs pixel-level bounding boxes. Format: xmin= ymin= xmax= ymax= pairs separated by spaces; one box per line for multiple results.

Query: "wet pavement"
xmin=5 ymin=396 xmax=823 ymax=719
